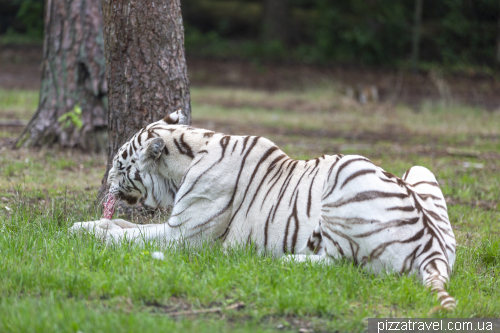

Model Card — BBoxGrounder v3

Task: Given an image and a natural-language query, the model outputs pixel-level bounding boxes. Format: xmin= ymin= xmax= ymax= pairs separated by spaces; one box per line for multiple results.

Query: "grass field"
xmin=0 ymin=87 xmax=499 ymax=332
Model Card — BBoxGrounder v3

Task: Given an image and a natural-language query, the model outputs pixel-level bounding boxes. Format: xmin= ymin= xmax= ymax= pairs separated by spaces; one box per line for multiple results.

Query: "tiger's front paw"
xmin=99 ymin=219 xmax=139 ymax=230
xmin=70 ymin=220 xmax=103 ymax=232
xmin=102 ymin=228 xmax=142 ymax=244
xmin=70 ymin=219 xmax=138 ymax=233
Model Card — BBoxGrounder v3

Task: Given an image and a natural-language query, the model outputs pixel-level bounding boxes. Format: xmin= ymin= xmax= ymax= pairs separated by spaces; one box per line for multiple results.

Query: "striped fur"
xmin=71 ymin=110 xmax=456 ymax=309
xmin=318 ymin=156 xmax=456 ymax=309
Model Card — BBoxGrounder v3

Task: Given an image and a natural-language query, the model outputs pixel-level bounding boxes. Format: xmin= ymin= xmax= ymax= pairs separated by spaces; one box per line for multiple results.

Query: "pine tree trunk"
xmin=98 ymin=0 xmax=191 ymax=198
xmin=262 ymin=0 xmax=290 ymax=44
xmin=16 ymin=0 xmax=108 ymax=152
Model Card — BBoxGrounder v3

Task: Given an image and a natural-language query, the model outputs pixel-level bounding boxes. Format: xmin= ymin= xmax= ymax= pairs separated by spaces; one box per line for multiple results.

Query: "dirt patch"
xmin=195 ymin=94 xmax=337 ymax=113
xmin=0 ymin=45 xmax=41 ymax=90
xmin=0 ymin=137 xmax=16 ymax=148
xmin=0 ymin=62 xmax=41 ymax=90
xmin=187 ymin=58 xmax=500 ymax=110
xmin=144 ymin=297 xmax=196 ymax=314
xmin=258 ymin=314 xmax=331 ymax=333
xmin=194 ymin=118 xmax=426 ymax=146
xmin=1 ymin=45 xmax=499 ymax=109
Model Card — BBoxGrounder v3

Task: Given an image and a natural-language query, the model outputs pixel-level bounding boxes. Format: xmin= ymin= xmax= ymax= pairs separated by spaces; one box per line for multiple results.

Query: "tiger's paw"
xmin=98 ymin=219 xmax=138 ymax=230
xmin=102 ymin=228 xmax=143 ymax=244
xmin=70 ymin=219 xmax=138 ymax=232
xmin=69 ymin=220 xmax=103 ymax=232
xmin=70 ymin=219 xmax=144 ymax=244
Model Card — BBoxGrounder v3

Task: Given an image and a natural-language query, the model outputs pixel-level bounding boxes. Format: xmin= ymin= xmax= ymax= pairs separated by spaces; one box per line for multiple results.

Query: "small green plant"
xmin=58 ymin=104 xmax=83 ymax=129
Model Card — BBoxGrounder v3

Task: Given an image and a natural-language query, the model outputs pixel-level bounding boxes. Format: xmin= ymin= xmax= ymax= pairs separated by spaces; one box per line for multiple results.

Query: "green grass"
xmin=0 ymin=194 xmax=499 ymax=332
xmin=0 ymin=89 xmax=39 ymax=120
xmin=0 ymin=87 xmax=499 ymax=332
xmin=191 ymin=87 xmax=500 ymax=137
xmin=0 ymin=151 xmax=104 ymax=193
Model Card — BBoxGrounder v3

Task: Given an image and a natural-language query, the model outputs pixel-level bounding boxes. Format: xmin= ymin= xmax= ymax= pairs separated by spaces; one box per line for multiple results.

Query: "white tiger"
xmin=71 ymin=110 xmax=457 ymax=309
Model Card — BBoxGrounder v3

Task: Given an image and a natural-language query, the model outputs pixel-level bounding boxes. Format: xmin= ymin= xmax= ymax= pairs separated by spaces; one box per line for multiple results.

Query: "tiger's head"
xmin=106 ymin=110 xmax=189 ymax=208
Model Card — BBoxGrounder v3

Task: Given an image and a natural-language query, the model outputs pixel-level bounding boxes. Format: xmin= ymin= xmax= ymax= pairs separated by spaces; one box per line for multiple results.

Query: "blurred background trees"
xmin=1 ymin=0 xmax=500 ymax=71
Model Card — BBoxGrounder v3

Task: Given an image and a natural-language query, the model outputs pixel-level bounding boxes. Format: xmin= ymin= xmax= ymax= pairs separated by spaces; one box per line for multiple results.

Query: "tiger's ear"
xmin=163 ymin=109 xmax=188 ymax=125
xmin=145 ymin=137 xmax=166 ymax=161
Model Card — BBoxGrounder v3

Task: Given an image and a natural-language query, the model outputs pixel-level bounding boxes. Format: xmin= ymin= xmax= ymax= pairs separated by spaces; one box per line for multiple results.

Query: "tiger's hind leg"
xmin=318 ymin=155 xmax=398 ymax=270
xmin=319 ymin=156 xmax=457 ymax=309
xmin=402 ymin=166 xmax=456 ymax=266
xmin=402 ymin=166 xmax=445 ymax=202
xmin=282 ymin=223 xmax=331 ymax=263
xmin=403 ymin=166 xmax=457 ymax=310
xmin=402 ymin=166 xmax=451 ymax=218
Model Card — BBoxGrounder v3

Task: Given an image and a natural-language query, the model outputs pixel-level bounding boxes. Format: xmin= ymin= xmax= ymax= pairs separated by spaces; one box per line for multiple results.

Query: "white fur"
xmin=71 ymin=112 xmax=457 ymax=308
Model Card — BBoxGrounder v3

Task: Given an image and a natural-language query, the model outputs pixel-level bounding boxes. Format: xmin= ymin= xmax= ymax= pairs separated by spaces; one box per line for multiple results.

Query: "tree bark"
xmin=98 ymin=0 xmax=191 ymax=198
xmin=262 ymin=0 xmax=290 ymax=44
xmin=17 ymin=0 xmax=108 ymax=152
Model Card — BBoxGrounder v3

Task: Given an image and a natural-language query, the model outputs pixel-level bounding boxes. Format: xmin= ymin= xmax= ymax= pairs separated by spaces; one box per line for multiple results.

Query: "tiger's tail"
xmin=422 ymin=259 xmax=456 ymax=310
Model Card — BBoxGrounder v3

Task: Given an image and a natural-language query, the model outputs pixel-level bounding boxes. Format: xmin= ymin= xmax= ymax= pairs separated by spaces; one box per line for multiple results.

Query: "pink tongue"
xmin=103 ymin=194 xmax=117 ymax=219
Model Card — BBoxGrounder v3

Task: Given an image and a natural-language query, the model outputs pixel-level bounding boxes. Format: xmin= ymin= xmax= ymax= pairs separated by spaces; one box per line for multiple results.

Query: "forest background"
xmin=2 ymin=0 xmax=500 ymax=71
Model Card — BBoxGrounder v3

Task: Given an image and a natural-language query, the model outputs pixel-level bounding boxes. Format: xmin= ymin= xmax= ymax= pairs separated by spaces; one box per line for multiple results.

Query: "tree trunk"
xmin=262 ymin=0 xmax=290 ymax=44
xmin=98 ymin=0 xmax=191 ymax=198
xmin=16 ymin=0 xmax=108 ymax=152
